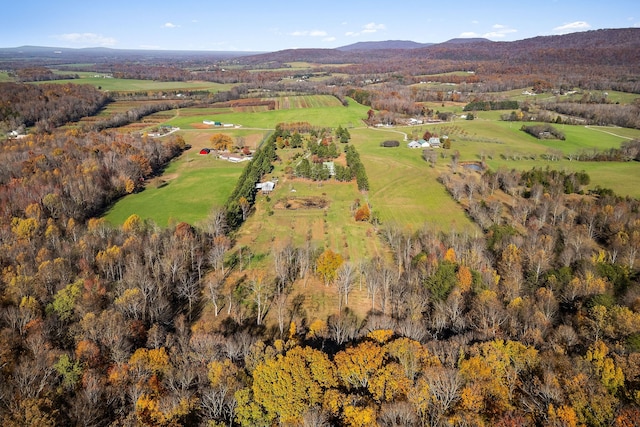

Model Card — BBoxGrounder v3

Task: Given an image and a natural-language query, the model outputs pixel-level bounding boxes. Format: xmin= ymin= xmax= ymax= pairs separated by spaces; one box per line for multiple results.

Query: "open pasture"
xmin=351 ymin=127 xmax=477 ymax=233
xmin=165 ymin=95 xmax=369 ymax=129
xmin=413 ymin=118 xmax=640 ymax=198
xmin=40 ymin=72 xmax=234 ymax=92
xmin=103 ymin=132 xmax=245 ymax=227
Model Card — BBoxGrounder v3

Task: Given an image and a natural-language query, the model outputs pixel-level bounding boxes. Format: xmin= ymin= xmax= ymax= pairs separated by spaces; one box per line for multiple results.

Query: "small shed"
xmin=256 ymin=181 xmax=276 ymax=194
xmin=381 ymin=140 xmax=400 ymax=147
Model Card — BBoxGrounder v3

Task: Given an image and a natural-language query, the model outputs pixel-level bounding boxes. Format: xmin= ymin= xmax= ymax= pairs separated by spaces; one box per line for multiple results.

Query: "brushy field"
xmin=235 ymin=173 xmax=381 ymax=263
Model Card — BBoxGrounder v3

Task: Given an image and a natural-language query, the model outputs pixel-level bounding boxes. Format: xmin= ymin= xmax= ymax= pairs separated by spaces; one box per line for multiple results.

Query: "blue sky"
xmin=3 ymin=0 xmax=638 ymax=51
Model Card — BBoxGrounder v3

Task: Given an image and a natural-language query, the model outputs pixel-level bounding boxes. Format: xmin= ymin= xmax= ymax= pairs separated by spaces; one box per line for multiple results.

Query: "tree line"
xmin=0 ymin=82 xmax=109 ymax=133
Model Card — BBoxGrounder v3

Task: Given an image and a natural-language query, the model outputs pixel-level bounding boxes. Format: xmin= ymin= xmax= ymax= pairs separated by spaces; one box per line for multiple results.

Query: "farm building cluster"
xmin=198 ymin=148 xmax=253 ymax=163
xmin=202 ymin=120 xmax=236 ymax=128
xmin=408 ymin=136 xmax=443 ymax=148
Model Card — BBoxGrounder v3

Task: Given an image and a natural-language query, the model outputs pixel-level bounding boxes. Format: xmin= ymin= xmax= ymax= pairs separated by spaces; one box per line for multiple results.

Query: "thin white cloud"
xmin=362 ymin=22 xmax=386 ymax=34
xmin=553 ymin=21 xmax=591 ymax=34
xmin=55 ymin=33 xmax=117 ymax=47
xmin=290 ymin=30 xmax=328 ymax=37
xmin=459 ymin=31 xmax=479 ymax=38
xmin=164 ymin=22 xmax=179 ymax=28
xmin=323 ymin=36 xmax=336 ymax=42
xmin=483 ymin=24 xmax=517 ymax=38
xmin=345 ymin=22 xmax=386 ymax=37
xmin=471 ymin=20 xmax=479 ymax=25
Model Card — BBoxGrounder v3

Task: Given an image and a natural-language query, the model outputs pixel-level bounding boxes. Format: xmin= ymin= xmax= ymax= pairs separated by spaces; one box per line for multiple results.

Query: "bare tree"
xmin=249 ymin=275 xmax=274 ymax=326
xmin=328 ymin=310 xmax=361 ymax=345
xmin=425 ymin=366 xmax=463 ymax=425
xmin=206 ymin=272 xmax=226 ymax=316
xmin=335 ymin=262 xmax=356 ymax=311
xmin=296 ymin=240 xmax=313 ymax=287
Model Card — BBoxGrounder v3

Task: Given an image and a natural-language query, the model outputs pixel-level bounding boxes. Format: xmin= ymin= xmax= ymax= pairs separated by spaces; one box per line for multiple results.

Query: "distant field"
xmin=407 ymin=118 xmax=640 ymax=198
xmin=166 ymin=95 xmax=369 ymax=129
xmin=73 ymin=100 xmax=179 ymax=131
xmin=35 ymin=73 xmax=233 ymax=92
xmin=0 ymin=72 xmax=12 ymax=82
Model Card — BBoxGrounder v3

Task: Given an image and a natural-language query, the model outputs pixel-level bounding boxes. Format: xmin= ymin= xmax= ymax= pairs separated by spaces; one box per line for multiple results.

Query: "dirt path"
xmin=584 ymin=125 xmax=634 ymax=140
xmin=363 ymin=126 xmax=408 ymax=141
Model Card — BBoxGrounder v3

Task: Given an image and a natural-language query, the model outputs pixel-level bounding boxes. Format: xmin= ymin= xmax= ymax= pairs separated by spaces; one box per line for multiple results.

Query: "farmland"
xmin=3 ymin=27 xmax=640 ymax=427
xmin=103 ymin=93 xmax=640 ymax=239
xmin=164 ymin=95 xmax=369 ymax=129
xmin=39 ymin=71 xmax=235 ymax=92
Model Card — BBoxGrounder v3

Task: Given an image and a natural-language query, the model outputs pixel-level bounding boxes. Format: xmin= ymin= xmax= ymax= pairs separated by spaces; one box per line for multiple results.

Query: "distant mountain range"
xmin=0 ymin=45 xmax=262 ymax=62
xmin=1 ymin=28 xmax=638 ymax=65
xmin=236 ymin=28 xmax=640 ymax=65
xmin=336 ymin=38 xmax=492 ymax=51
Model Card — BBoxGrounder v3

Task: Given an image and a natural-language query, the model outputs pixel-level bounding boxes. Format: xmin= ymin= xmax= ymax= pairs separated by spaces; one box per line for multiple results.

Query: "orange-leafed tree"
xmin=210 ymin=133 xmax=234 ymax=151
xmin=354 ymin=203 xmax=370 ymax=222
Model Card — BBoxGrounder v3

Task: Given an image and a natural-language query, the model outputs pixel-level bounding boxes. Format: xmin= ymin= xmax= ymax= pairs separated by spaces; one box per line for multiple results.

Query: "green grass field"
xmin=166 ymin=95 xmax=369 ymax=129
xmin=352 ymin=128 xmax=477 ymax=233
xmin=405 ymin=118 xmax=640 ymax=198
xmin=37 ymin=73 xmax=234 ymax=92
xmin=0 ymin=72 xmax=13 ymax=82
xmin=103 ymin=147 xmax=244 ymax=227
xmin=102 ymin=95 xmax=640 ymax=237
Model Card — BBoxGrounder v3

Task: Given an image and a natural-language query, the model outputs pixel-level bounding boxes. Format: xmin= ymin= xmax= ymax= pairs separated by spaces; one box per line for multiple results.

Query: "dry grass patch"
xmin=273 ymin=196 xmax=329 ymax=210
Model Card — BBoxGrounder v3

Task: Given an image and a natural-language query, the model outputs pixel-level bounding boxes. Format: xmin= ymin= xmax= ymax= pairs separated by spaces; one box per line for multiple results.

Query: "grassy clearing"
xmin=103 ymin=133 xmax=244 ymax=227
xmin=234 ymin=146 xmax=381 ymax=264
xmin=0 ymin=72 xmax=13 ymax=82
xmin=352 ymin=128 xmax=477 ymax=233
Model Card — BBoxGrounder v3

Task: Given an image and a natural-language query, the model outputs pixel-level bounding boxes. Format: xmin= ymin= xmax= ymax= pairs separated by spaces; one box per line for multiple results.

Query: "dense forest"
xmin=0 ymin=126 xmax=639 ymax=426
xmin=0 ymin=27 xmax=639 ymax=427
xmin=0 ymin=83 xmax=109 ymax=133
